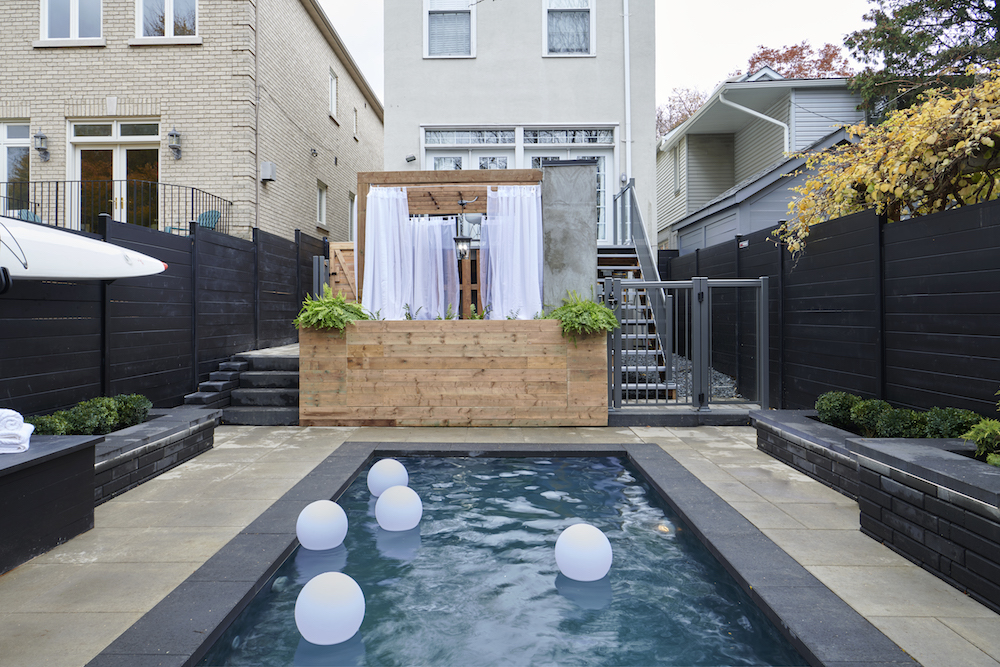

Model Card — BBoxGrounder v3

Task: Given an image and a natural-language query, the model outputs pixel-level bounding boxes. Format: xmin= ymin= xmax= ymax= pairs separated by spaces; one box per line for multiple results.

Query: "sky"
xmin=316 ymin=0 xmax=877 ymax=107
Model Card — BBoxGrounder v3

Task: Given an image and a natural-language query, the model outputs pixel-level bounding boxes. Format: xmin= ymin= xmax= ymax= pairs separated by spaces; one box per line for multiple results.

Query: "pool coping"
xmin=86 ymin=442 xmax=918 ymax=667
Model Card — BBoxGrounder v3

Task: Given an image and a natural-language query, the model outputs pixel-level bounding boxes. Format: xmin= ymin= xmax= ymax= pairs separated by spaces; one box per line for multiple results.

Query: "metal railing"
xmin=603 ymin=276 xmax=769 ymax=411
xmin=0 ymin=180 xmax=233 ymax=235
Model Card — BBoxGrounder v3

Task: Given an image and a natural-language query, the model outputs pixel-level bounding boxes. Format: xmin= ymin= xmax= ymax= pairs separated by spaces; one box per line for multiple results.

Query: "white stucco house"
xmin=383 ymin=0 xmax=656 ymax=245
xmin=656 ymin=68 xmax=865 ymax=253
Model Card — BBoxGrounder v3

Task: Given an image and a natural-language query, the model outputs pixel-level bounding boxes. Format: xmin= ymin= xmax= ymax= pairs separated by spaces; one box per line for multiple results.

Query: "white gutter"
xmin=718 ymin=92 xmax=789 ymax=153
xmin=622 ymin=0 xmax=632 ymax=180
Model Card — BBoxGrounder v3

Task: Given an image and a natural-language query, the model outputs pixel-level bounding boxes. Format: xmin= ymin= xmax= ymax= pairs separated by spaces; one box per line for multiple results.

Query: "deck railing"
xmin=0 ymin=180 xmax=233 ymax=235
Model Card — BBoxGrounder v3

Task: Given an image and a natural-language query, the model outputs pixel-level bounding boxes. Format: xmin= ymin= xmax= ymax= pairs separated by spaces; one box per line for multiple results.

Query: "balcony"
xmin=0 ymin=180 xmax=233 ymax=235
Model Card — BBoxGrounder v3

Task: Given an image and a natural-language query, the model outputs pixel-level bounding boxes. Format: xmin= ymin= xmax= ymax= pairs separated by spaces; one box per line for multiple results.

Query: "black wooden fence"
xmin=665 ymin=199 xmax=1000 ymax=415
xmin=1 ymin=218 xmax=325 ymax=415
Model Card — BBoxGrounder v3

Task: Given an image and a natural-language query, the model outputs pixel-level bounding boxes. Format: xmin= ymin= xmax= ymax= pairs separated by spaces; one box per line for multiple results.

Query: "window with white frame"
xmin=1 ymin=124 xmax=31 ymax=216
xmin=425 ymin=0 xmax=475 ymax=58
xmin=353 ymin=108 xmax=359 ymax=137
xmin=43 ymin=0 xmax=102 ymax=39
xmin=317 ymin=182 xmax=327 ymax=228
xmin=139 ymin=0 xmax=196 ymax=37
xmin=544 ymin=0 xmax=594 ymax=55
xmin=329 ymin=71 xmax=338 ymax=119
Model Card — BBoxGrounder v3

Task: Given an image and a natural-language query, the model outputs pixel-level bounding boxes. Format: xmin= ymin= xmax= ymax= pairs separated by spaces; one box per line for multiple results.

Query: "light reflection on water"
xmin=199 ymin=457 xmax=806 ymax=667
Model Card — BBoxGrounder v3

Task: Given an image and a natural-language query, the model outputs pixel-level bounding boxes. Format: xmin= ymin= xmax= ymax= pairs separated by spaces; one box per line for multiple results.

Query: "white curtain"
xmin=481 ymin=185 xmax=543 ymax=320
xmin=411 ymin=216 xmax=459 ymax=319
xmin=362 ymin=187 xmax=411 ymax=320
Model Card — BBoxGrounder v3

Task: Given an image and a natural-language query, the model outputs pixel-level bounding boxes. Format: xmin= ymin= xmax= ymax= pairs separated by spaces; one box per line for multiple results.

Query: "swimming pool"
xmin=198 ymin=456 xmax=806 ymax=666
xmin=88 ymin=441 xmax=916 ymax=667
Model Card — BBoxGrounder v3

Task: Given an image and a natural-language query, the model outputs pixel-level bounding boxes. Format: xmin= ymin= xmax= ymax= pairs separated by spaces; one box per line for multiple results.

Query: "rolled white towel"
xmin=0 ymin=422 xmax=34 ymax=453
xmin=0 ymin=408 xmax=24 ymax=435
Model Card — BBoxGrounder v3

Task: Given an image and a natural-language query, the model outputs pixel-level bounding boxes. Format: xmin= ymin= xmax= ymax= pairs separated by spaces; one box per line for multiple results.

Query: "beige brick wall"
xmin=0 ymin=0 xmax=382 ymax=241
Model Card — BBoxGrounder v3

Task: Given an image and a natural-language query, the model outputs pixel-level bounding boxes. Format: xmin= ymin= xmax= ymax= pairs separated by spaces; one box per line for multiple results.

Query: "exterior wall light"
xmin=167 ymin=128 xmax=181 ymax=159
xmin=405 ymin=154 xmax=417 ymax=163
xmin=33 ymin=130 xmax=50 ymax=162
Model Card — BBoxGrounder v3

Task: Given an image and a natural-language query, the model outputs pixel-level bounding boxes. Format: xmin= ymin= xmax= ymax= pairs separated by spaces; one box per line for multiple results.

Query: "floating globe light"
xmin=374 ymin=485 xmax=422 ymax=531
xmin=296 ymin=500 xmax=348 ymax=551
xmin=367 ymin=458 xmax=409 ymax=497
xmin=294 ymin=572 xmax=365 ymax=645
xmin=554 ymin=523 xmax=613 ymax=582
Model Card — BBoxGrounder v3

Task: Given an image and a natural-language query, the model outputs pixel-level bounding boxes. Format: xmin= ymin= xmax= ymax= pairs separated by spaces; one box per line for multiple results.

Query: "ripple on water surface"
xmin=199 ymin=457 xmax=806 ymax=667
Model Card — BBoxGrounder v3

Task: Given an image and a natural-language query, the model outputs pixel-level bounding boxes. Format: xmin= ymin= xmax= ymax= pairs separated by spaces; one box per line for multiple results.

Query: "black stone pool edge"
xmin=86 ymin=442 xmax=918 ymax=667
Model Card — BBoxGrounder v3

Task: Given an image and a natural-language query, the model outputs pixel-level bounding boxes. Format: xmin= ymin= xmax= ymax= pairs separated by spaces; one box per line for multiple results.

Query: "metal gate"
xmin=602 ymin=276 xmax=769 ymax=411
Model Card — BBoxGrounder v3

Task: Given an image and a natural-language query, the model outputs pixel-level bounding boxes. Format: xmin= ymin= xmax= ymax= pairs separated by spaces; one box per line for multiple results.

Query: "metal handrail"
xmin=0 ymin=179 xmax=233 ymax=235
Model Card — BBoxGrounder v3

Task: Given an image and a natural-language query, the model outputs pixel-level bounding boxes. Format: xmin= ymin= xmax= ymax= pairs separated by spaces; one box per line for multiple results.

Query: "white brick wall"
xmin=0 ymin=0 xmax=383 ymax=241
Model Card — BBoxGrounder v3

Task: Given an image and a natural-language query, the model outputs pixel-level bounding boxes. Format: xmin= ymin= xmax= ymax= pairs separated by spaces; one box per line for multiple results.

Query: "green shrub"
xmin=113 ymin=394 xmax=152 ymax=430
xmin=293 ymin=285 xmax=369 ymax=331
xmin=546 ymin=291 xmax=618 ymax=340
xmin=876 ymin=408 xmax=927 ymax=438
xmin=65 ymin=397 xmax=119 ymax=435
xmin=850 ymin=399 xmax=892 ymax=437
xmin=987 ymin=453 xmax=1000 ymax=468
xmin=814 ymin=391 xmax=862 ymax=430
xmin=925 ymin=407 xmax=983 ymax=438
xmin=24 ymin=413 xmax=69 ymax=436
xmin=962 ymin=418 xmax=1000 ymax=458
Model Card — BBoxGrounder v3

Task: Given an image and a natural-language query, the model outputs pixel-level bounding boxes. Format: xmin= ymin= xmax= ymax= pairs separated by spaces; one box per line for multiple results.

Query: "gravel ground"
xmin=618 ymin=353 xmax=745 ymax=401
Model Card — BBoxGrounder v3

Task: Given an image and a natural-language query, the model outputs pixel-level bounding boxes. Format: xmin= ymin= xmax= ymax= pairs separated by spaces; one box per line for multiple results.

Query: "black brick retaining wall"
xmin=94 ymin=406 xmax=221 ymax=505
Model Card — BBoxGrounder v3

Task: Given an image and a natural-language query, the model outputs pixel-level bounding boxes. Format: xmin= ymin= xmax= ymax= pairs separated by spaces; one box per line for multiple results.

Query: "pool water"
xmin=199 ymin=457 xmax=806 ymax=666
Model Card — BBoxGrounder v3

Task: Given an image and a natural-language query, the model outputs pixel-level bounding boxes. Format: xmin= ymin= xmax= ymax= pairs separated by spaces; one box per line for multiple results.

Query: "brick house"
xmin=0 ymin=0 xmax=383 ymax=241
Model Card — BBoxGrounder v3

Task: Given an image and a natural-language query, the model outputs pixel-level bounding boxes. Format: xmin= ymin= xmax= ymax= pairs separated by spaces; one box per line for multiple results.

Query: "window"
xmin=138 ymin=0 xmax=196 ymax=37
xmin=426 ymin=129 xmax=514 ymax=145
xmin=42 ymin=0 xmax=102 ymax=39
xmin=353 ymin=108 xmax=359 ymax=138
xmin=672 ymin=146 xmax=680 ymax=195
xmin=523 ymin=128 xmax=612 ymax=144
xmin=1 ymin=124 xmax=31 ymax=217
xmin=329 ymin=71 xmax=338 ymax=119
xmin=317 ymin=182 xmax=328 ymax=228
xmin=544 ymin=0 xmax=594 ymax=56
xmin=348 ymin=192 xmax=356 ymax=241
xmin=478 ymin=157 xmax=507 ymax=169
xmin=425 ymin=0 xmax=475 ymax=58
xmin=434 ymin=156 xmax=463 ymax=170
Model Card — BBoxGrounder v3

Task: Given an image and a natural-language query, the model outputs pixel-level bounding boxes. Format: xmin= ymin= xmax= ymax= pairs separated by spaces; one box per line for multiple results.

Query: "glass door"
xmin=77 ymin=145 xmax=158 ymax=231
xmin=570 ymin=149 xmax=611 ymax=244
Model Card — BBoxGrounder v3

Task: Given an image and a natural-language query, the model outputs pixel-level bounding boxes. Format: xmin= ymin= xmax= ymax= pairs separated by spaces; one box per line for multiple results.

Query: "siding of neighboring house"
xmin=792 ymin=88 xmax=865 ymax=151
xmin=734 ymin=93 xmax=789 ymax=182
xmin=656 ymin=137 xmax=687 ymax=239
xmin=687 ymin=135 xmax=734 ymax=213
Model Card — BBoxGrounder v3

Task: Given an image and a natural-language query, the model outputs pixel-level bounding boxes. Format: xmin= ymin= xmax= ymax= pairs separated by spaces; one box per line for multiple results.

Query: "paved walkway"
xmin=1 ymin=425 xmax=999 ymax=667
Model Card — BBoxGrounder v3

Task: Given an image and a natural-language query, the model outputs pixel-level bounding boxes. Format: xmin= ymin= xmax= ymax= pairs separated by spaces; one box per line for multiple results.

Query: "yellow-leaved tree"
xmin=778 ymin=66 xmax=1000 ymax=253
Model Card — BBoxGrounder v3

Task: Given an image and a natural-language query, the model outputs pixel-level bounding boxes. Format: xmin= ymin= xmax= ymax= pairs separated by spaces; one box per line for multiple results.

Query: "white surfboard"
xmin=0 ymin=216 xmax=168 ymax=281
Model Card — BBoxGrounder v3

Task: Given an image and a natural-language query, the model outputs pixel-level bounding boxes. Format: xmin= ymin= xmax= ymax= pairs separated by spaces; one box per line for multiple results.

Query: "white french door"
xmin=524 ymin=147 xmax=612 ymax=243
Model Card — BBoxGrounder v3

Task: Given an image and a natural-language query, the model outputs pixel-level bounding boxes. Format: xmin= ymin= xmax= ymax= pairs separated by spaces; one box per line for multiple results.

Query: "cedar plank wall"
xmin=299 ymin=320 xmax=606 ymax=427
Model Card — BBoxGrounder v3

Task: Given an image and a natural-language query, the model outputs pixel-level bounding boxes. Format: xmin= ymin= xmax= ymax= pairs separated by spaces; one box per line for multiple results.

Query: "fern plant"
xmin=293 ymin=285 xmax=370 ymax=331
xmin=546 ymin=291 xmax=618 ymax=340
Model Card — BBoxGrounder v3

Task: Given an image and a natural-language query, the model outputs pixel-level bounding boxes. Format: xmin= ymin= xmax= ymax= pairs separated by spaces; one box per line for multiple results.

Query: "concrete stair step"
xmin=234 ymin=355 xmax=298 ymax=372
xmin=222 ymin=407 xmax=299 ymax=426
xmin=219 ymin=360 xmax=249 ymax=372
xmin=210 ymin=370 xmax=242 ymax=382
xmin=198 ymin=380 xmax=238 ymax=393
xmin=240 ymin=371 xmax=299 ymax=389
xmin=184 ymin=390 xmax=231 ymax=408
xmin=230 ymin=388 xmax=299 ymax=407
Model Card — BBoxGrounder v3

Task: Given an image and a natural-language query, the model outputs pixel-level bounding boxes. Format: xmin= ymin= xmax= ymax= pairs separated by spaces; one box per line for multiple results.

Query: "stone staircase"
xmin=184 ymin=348 xmax=299 ymax=425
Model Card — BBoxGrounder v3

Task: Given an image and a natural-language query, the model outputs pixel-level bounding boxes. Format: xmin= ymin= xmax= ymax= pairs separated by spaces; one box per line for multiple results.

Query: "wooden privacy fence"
xmin=665 ymin=199 xmax=1000 ymax=415
xmin=0 ymin=217 xmax=323 ymax=415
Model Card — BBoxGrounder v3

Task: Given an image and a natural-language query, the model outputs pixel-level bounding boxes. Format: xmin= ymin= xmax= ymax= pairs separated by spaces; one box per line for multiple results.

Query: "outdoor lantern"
xmin=167 ymin=128 xmax=181 ymax=159
xmin=33 ymin=130 xmax=49 ymax=162
xmin=454 ymin=233 xmax=472 ymax=260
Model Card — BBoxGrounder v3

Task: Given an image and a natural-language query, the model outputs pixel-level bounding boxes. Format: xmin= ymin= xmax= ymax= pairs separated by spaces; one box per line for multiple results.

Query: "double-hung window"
xmin=139 ymin=0 xmax=197 ymax=38
xmin=41 ymin=0 xmax=102 ymax=40
xmin=425 ymin=0 xmax=475 ymax=58
xmin=544 ymin=0 xmax=594 ymax=56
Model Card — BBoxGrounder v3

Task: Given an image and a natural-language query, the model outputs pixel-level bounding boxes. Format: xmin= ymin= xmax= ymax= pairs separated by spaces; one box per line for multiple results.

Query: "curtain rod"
xmin=368 ymin=182 xmax=540 ymax=189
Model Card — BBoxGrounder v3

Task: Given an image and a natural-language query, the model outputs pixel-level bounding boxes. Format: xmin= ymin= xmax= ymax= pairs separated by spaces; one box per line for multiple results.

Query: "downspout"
xmin=254 ymin=0 xmax=260 ymax=231
xmin=718 ymin=92 xmax=789 ymax=154
xmin=622 ymin=0 xmax=632 ymax=180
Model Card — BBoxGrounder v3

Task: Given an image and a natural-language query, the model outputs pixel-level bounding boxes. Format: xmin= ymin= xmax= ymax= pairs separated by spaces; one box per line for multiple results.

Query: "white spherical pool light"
xmin=296 ymin=500 xmax=348 ymax=551
xmin=554 ymin=523 xmax=613 ymax=582
xmin=294 ymin=572 xmax=365 ymax=645
xmin=367 ymin=458 xmax=409 ymax=497
xmin=375 ymin=485 xmax=422 ymax=531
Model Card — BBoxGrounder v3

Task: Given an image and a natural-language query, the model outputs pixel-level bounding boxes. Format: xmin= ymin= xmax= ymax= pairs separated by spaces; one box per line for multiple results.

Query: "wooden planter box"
xmin=299 ymin=320 xmax=607 ymax=427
